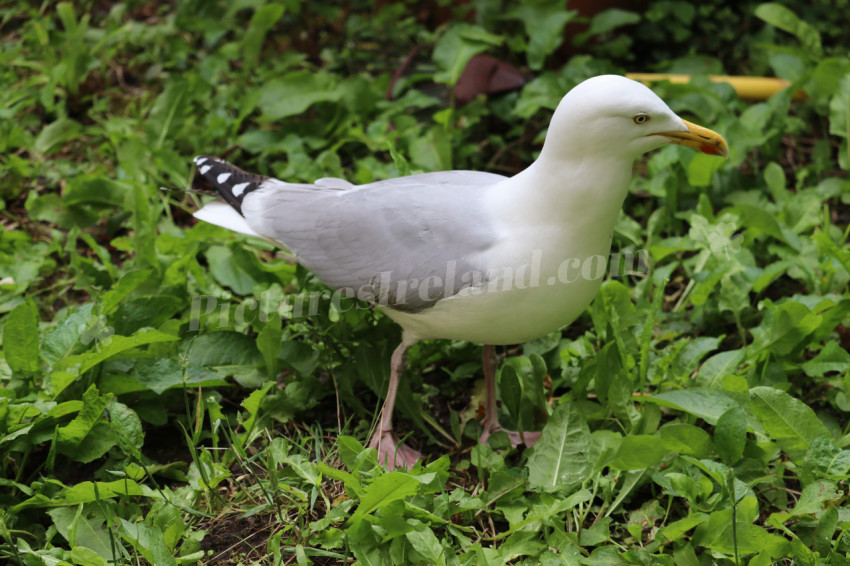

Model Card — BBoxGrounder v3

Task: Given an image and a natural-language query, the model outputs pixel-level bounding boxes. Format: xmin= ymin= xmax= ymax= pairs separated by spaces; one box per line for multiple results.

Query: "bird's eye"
xmin=633 ymin=114 xmax=649 ymax=124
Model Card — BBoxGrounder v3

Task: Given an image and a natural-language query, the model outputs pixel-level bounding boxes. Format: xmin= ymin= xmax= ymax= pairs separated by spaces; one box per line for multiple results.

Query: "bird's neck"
xmin=497 ymin=154 xmax=634 ymax=230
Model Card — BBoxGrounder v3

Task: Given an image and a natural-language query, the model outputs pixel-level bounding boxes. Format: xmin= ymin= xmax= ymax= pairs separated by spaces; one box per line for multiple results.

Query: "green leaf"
xmin=499 ymin=364 xmax=522 ymax=429
xmin=801 ymin=341 xmax=850 ymax=377
xmin=185 ymin=332 xmax=263 ymax=367
xmin=146 ymin=78 xmax=189 ymax=149
xmin=715 ymin=406 xmax=747 ymax=465
xmin=257 ymin=317 xmax=283 ymax=378
xmin=748 ymin=300 xmax=821 ymax=355
xmin=693 ymin=501 xmax=790 ymax=557
xmin=686 ymin=152 xmax=725 ymax=187
xmin=12 ymin=479 xmax=146 ymax=511
xmin=100 ymin=269 xmax=153 ymax=315
xmin=34 ymin=118 xmax=82 ymax=155
xmin=63 ymin=177 xmax=129 ymax=209
xmin=609 ymin=435 xmax=668 ymax=470
xmin=506 ymin=1 xmax=577 ymax=70
xmin=48 ymin=507 xmax=112 ymax=560
xmin=788 ymin=479 xmax=838 ymax=516
xmin=660 ymin=424 xmax=711 ymax=458
xmin=41 ymin=303 xmax=94 ymax=367
xmin=56 ymin=384 xmax=113 ymax=451
xmin=53 ymin=329 xmax=179 ymax=382
xmin=258 ymin=71 xmax=341 ymax=119
xmin=657 ymin=514 xmax=710 ymax=543
xmin=527 ymin=401 xmax=593 ymax=492
xmin=242 ymin=4 xmax=286 ymax=66
xmin=409 ymin=126 xmax=453 ymax=171
xmin=348 ymin=472 xmax=422 ymax=525
xmin=574 ymin=8 xmax=640 ymax=45
xmin=4 ymin=300 xmax=40 ymax=374
xmin=755 ymin=3 xmax=822 ymax=57
xmin=646 ymin=389 xmax=742 ymax=425
xmin=432 ymin=24 xmax=503 ymax=85
xmin=749 ymin=386 xmax=829 ymax=458
xmin=694 ymin=349 xmax=746 ymax=388
xmin=829 ymin=75 xmax=850 ymax=169
xmin=813 ymin=231 xmax=850 ymax=276
xmin=119 ymin=520 xmax=177 ymax=566
xmin=405 ymin=524 xmax=445 ymax=564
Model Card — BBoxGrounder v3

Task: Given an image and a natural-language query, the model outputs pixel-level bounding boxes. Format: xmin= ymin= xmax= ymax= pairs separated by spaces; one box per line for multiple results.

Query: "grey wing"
xmin=242 ymin=171 xmax=507 ymax=312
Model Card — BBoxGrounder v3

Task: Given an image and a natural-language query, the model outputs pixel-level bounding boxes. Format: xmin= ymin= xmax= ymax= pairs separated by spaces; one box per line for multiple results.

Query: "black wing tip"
xmin=192 ymin=155 xmax=269 ymax=214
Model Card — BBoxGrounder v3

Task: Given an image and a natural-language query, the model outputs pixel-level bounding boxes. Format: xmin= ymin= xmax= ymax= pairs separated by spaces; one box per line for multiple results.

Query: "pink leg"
xmin=479 ymin=345 xmax=542 ymax=448
xmin=368 ymin=338 xmax=422 ymax=470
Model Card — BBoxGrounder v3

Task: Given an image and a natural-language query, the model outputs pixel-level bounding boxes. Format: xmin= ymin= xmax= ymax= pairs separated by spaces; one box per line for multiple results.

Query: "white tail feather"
xmin=194 ymin=202 xmax=262 ymax=238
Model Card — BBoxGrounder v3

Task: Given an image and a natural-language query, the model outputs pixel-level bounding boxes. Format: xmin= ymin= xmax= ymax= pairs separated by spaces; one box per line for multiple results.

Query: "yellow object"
xmin=626 ymin=73 xmax=807 ymax=101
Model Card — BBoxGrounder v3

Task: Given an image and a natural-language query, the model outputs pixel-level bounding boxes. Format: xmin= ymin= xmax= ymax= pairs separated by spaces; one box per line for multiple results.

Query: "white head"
xmin=539 ymin=75 xmax=728 ymax=162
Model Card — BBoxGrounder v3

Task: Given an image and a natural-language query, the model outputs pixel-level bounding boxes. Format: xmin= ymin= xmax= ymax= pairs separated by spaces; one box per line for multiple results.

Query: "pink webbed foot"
xmin=369 ymin=429 xmax=422 ymax=471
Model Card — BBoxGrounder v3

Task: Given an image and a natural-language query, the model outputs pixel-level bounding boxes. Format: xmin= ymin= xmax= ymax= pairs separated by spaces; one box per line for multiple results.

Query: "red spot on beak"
xmin=700 ymin=144 xmax=720 ymax=155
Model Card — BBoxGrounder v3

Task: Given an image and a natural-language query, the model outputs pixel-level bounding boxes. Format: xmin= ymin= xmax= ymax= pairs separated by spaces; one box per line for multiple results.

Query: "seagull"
xmin=191 ymin=74 xmax=728 ymax=470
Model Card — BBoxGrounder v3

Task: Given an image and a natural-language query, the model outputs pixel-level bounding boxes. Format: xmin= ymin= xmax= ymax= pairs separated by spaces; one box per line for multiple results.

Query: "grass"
xmin=2 ymin=0 xmax=850 ymax=564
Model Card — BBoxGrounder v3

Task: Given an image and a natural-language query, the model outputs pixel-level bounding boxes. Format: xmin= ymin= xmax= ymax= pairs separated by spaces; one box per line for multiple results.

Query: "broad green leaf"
xmin=813 ymin=231 xmax=850 ymax=276
xmin=749 ymin=386 xmax=829 ymax=457
xmin=348 ymin=472 xmax=422 ymax=524
xmin=748 ymin=300 xmax=821 ymax=355
xmin=63 ymin=177 xmax=129 ymax=209
xmin=240 ymin=382 xmax=275 ymax=436
xmin=34 ymin=118 xmax=82 ymax=155
xmin=829 ymin=74 xmax=850 ymax=168
xmin=185 ymin=332 xmax=263 ymax=367
xmin=788 ymin=479 xmax=838 ymax=516
xmin=694 ymin=349 xmax=746 ymax=388
xmin=69 ymin=546 xmax=106 ymax=566
xmin=802 ymin=434 xmax=850 ymax=478
xmin=714 ymin=406 xmax=747 ymax=465
xmin=41 ymin=304 xmax=93 ymax=367
xmin=99 ymin=269 xmax=153 ymax=315
xmin=432 ymin=24 xmax=503 ymax=85
xmin=574 ymin=8 xmax=640 ymax=45
xmin=12 ymin=479 xmax=147 ymax=511
xmin=258 ymin=71 xmax=341 ymax=120
xmin=108 ymin=400 xmax=144 ymax=451
xmin=527 ymin=401 xmax=593 ymax=491
xmin=48 ymin=507 xmax=112 ymax=560
xmin=506 ymin=1 xmax=577 ymax=70
xmin=754 ymin=3 xmax=822 ymax=57
xmin=110 ymin=295 xmax=182 ymax=336
xmin=687 ymin=152 xmax=724 ymax=187
xmin=242 ymin=4 xmax=286 ymax=66
xmin=4 ymin=301 xmax=40 ymax=374
xmin=801 ymin=341 xmax=850 ymax=377
xmin=55 ymin=385 xmax=113 ymax=451
xmin=146 ymin=78 xmax=189 ymax=149
xmin=119 ymin=520 xmax=177 ymax=566
xmin=409 ymin=126 xmax=453 ymax=171
xmin=693 ymin=502 xmax=790 ymax=557
xmin=51 ymin=330 xmax=179 ymax=396
xmin=660 ymin=424 xmax=711 ymax=458
xmin=646 ymin=389 xmax=741 ymax=425
xmin=657 ymin=513 xmax=710 ymax=543
xmin=257 ymin=316 xmax=283 ymax=378
xmin=609 ymin=435 xmax=668 ymax=470
xmin=405 ymin=525 xmax=445 ymax=565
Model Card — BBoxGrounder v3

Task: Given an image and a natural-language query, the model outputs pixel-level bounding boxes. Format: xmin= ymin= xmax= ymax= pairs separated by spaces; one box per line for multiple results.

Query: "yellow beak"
xmin=654 ymin=119 xmax=729 ymax=158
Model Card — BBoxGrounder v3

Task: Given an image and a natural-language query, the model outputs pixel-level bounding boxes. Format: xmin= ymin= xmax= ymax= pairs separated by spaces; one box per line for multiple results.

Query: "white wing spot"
xmin=217 ymin=172 xmax=232 ymax=184
xmin=194 ymin=156 xmax=207 ymax=165
xmin=231 ymin=182 xmax=251 ymax=197
xmin=199 ymin=165 xmax=212 ymax=175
